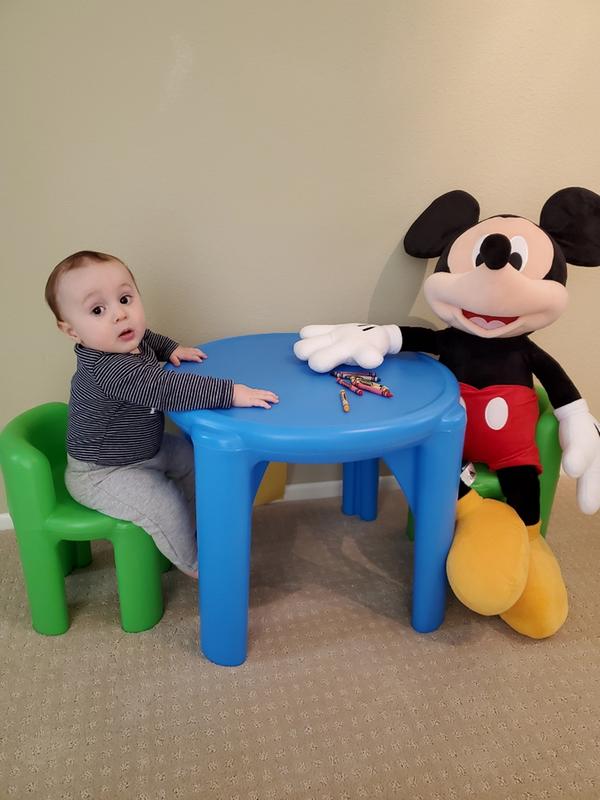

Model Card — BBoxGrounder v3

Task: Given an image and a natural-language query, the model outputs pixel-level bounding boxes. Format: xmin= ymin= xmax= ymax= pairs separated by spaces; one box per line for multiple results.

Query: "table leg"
xmin=385 ymin=407 xmax=465 ymax=633
xmin=342 ymin=459 xmax=379 ymax=520
xmin=251 ymin=461 xmax=268 ymax=504
xmin=193 ymin=438 xmax=255 ymax=666
xmin=410 ymin=409 xmax=465 ymax=632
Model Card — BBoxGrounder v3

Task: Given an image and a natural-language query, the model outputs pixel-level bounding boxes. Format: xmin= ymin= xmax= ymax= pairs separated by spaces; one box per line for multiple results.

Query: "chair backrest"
xmin=0 ymin=403 xmax=68 ymax=531
xmin=535 ymin=383 xmax=551 ymax=416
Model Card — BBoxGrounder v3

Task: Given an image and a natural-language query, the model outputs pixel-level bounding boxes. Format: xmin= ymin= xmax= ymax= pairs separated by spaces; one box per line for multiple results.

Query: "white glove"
xmin=293 ymin=322 xmax=402 ymax=373
xmin=554 ymin=398 xmax=600 ymax=514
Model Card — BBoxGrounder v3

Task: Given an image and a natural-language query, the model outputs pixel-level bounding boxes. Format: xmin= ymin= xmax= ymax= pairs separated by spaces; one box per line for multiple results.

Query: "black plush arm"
xmin=528 ymin=341 xmax=581 ymax=408
xmin=399 ymin=326 xmax=441 ymax=355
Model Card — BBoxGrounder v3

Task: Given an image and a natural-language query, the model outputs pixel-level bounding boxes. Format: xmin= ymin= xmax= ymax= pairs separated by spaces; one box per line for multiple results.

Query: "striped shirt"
xmin=67 ymin=329 xmax=234 ymax=465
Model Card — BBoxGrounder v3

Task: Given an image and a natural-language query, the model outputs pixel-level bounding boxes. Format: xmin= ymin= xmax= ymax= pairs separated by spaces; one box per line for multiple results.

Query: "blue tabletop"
xmin=167 ymin=333 xmax=461 ymax=462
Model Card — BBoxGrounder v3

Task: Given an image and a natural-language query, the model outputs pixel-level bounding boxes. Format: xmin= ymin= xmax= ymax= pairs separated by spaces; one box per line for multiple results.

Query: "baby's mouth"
xmin=462 ymin=309 xmax=518 ymax=330
xmin=119 ymin=328 xmax=135 ymax=340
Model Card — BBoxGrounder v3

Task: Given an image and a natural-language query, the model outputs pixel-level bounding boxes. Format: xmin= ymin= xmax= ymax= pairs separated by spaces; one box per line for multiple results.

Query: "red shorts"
xmin=459 ymin=383 xmax=542 ymax=473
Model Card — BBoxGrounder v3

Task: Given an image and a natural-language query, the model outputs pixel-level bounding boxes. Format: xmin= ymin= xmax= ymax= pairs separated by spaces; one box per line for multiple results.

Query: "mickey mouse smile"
xmin=462 ymin=309 xmax=519 ymax=329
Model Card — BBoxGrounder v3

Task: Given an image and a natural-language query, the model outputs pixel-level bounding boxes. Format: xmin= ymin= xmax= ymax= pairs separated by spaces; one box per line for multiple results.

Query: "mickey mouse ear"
xmin=404 ymin=191 xmax=480 ymax=259
xmin=540 ymin=187 xmax=600 ymax=267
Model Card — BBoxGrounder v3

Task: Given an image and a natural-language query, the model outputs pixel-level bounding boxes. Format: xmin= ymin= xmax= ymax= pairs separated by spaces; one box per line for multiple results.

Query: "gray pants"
xmin=66 ymin=434 xmax=197 ymax=573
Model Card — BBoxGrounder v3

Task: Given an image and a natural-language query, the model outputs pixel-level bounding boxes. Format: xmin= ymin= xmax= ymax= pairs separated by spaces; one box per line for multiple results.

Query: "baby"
xmin=45 ymin=250 xmax=278 ymax=577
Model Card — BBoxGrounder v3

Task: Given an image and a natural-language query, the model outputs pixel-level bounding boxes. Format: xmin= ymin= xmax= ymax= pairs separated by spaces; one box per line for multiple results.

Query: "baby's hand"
xmin=233 ymin=384 xmax=279 ymax=409
xmin=169 ymin=346 xmax=207 ymax=367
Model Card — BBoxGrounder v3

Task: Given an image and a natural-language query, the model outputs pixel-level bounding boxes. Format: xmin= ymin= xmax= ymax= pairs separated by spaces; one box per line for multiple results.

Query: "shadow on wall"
xmin=368 ymin=237 xmax=439 ymax=329
xmin=367 ymin=242 xmax=440 ymax=482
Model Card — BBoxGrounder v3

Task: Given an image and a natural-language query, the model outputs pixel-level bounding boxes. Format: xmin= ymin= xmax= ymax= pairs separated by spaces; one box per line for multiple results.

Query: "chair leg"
xmin=58 ymin=539 xmax=78 ymax=576
xmin=74 ymin=541 xmax=93 ymax=568
xmin=539 ymin=441 xmax=561 ymax=538
xmin=17 ymin=536 xmax=70 ymax=634
xmin=58 ymin=540 xmax=93 ymax=575
xmin=406 ymin=508 xmax=415 ymax=540
xmin=112 ymin=523 xmax=164 ymax=632
xmin=157 ymin=551 xmax=172 ymax=573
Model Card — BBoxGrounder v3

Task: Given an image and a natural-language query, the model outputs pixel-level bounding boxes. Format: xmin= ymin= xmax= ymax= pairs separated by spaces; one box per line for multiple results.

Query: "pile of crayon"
xmin=331 ymin=369 xmax=393 ymax=412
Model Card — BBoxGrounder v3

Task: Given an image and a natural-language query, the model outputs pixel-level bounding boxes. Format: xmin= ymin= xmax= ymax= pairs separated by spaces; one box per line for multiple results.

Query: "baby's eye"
xmin=120 ymin=295 xmax=132 ymax=305
xmin=91 ymin=306 xmax=103 ymax=316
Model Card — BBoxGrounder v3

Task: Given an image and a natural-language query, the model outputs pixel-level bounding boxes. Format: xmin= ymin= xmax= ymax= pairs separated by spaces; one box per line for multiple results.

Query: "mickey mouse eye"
xmin=508 ymin=236 xmax=528 ymax=270
xmin=471 ymin=236 xmax=486 ymax=268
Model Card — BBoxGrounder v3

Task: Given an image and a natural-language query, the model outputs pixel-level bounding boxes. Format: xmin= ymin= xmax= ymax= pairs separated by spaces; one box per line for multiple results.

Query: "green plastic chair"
xmin=407 ymin=385 xmax=562 ymax=539
xmin=0 ymin=402 xmax=170 ymax=635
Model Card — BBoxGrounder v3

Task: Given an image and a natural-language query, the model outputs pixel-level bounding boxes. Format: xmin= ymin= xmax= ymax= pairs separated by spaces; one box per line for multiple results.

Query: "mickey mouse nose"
xmin=478 ymin=234 xmax=512 ymax=270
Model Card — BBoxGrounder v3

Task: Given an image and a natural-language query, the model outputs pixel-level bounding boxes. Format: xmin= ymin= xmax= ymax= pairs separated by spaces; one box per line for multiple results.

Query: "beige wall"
xmin=2 ymin=1 xmax=600 ymax=513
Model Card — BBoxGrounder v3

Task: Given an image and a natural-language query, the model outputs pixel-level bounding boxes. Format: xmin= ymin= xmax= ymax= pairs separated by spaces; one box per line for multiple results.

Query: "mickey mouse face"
xmin=404 ymin=188 xmax=600 ymax=340
xmin=425 ymin=215 xmax=568 ymax=338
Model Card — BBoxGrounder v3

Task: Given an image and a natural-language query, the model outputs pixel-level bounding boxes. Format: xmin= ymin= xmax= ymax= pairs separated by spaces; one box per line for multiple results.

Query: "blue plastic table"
xmin=168 ymin=332 xmax=465 ymax=666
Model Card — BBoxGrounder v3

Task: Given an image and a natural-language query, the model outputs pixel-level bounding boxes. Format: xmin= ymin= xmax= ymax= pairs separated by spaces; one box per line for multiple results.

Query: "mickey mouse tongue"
xmin=462 ymin=309 xmax=518 ymax=330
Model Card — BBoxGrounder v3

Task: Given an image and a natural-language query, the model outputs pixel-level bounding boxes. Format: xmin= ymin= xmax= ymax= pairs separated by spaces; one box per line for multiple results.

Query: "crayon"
xmin=349 ymin=375 xmax=380 ymax=385
xmin=339 ymin=389 xmax=350 ymax=412
xmin=336 ymin=377 xmax=363 ymax=395
xmin=355 ymin=380 xmax=393 ymax=398
xmin=331 ymin=369 xmax=379 ymax=381
xmin=330 ymin=368 xmax=377 ymax=376
xmin=345 ymin=372 xmax=379 ymax=381
xmin=363 ymin=381 xmax=392 ymax=397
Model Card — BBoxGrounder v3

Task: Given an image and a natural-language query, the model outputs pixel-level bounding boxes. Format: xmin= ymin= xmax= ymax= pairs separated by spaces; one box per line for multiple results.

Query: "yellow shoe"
xmin=500 ymin=523 xmax=568 ymax=639
xmin=446 ymin=491 xmax=530 ymax=616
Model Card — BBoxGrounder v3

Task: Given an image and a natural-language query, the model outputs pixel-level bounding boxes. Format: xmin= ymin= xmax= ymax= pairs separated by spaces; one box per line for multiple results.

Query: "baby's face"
xmin=56 ymin=259 xmax=146 ymax=353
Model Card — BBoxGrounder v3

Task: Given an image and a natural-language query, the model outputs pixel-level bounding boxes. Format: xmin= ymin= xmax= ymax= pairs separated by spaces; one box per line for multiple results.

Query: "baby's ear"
xmin=404 ymin=190 xmax=480 ymax=259
xmin=540 ymin=187 xmax=600 ymax=267
xmin=57 ymin=320 xmax=81 ymax=343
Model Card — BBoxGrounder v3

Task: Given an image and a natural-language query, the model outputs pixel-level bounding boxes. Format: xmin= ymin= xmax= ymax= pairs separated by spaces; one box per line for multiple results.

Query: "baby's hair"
xmin=45 ymin=250 xmax=137 ymax=320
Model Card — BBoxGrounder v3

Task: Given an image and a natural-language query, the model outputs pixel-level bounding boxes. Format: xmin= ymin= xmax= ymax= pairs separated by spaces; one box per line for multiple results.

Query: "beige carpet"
xmin=2 ymin=479 xmax=600 ymax=800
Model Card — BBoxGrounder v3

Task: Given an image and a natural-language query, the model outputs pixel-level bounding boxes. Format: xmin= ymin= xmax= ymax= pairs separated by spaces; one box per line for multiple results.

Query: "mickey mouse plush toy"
xmin=294 ymin=188 xmax=600 ymax=639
